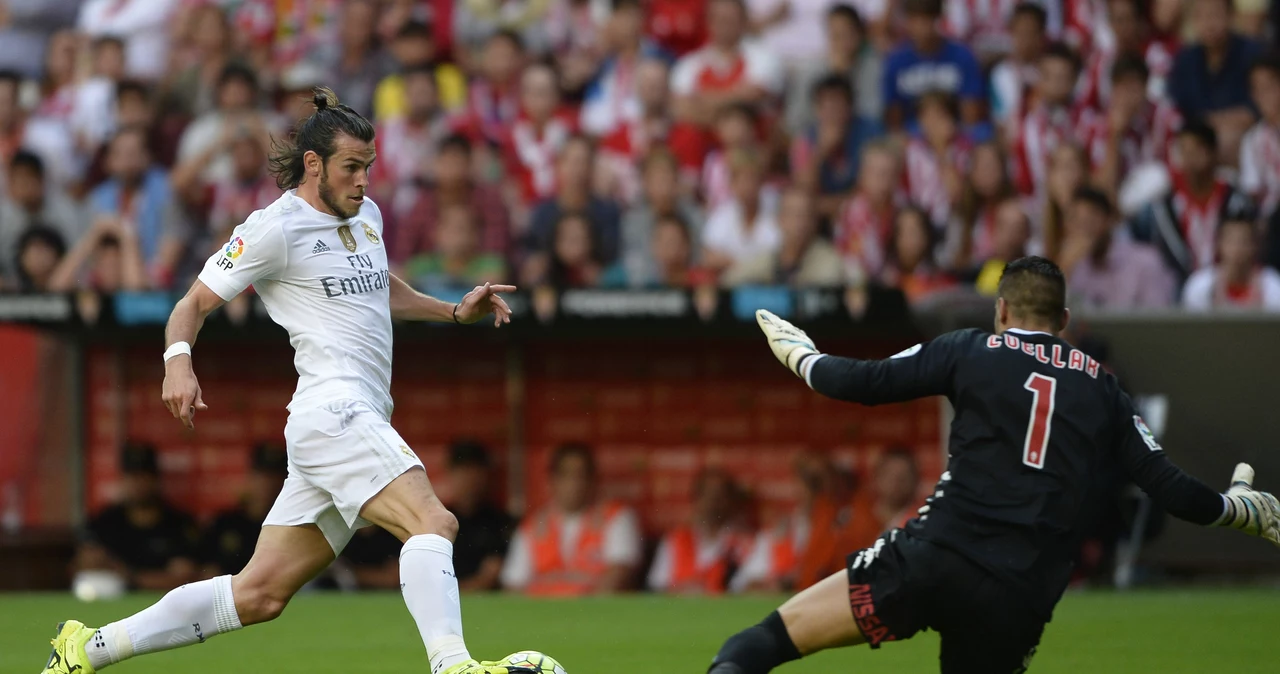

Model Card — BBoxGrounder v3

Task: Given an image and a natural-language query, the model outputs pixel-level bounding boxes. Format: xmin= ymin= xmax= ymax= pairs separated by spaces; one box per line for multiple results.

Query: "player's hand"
xmin=755 ymin=309 xmax=818 ymax=378
xmin=161 ymin=359 xmax=208 ymax=430
xmin=456 ymin=282 xmax=516 ymax=327
xmin=1218 ymin=463 xmax=1280 ymax=547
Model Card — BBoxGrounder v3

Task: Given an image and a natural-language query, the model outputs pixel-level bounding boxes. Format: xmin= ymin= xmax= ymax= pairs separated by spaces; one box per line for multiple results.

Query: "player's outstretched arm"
xmin=162 ymin=280 xmax=226 ymax=429
xmin=1113 ymin=395 xmax=1280 ymax=546
xmin=755 ymin=310 xmax=956 ymax=405
xmin=388 ymin=274 xmax=515 ymax=327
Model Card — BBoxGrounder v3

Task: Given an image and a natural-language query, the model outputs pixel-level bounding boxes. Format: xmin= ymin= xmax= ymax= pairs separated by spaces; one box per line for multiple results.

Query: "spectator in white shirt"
xmin=1241 ymin=54 xmax=1280 ymax=221
xmin=1182 ymin=215 xmax=1280 ymax=311
xmin=701 ymin=148 xmax=781 ymax=275
xmin=748 ymin=0 xmax=833 ymax=72
xmin=78 ymin=0 xmax=181 ymax=82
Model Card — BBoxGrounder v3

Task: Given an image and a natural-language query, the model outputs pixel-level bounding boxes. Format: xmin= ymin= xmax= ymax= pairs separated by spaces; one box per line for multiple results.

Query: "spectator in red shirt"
xmin=647 ymin=0 xmax=709 ymax=57
xmin=1011 ymin=43 xmax=1088 ymax=198
xmin=504 ymin=63 xmax=575 ymax=209
xmin=1078 ymin=0 xmax=1177 ymax=111
xmin=388 ymin=133 xmax=511 ymax=268
xmin=904 ymin=91 xmax=972 ymax=228
xmin=1084 ymin=56 xmax=1180 ymax=196
xmin=460 ymin=30 xmax=525 ymax=147
xmin=596 ymin=58 xmax=707 ymax=204
xmin=670 ymin=0 xmax=783 ymax=128
xmin=1132 ymin=120 xmax=1252 ymax=281
xmin=835 ymin=141 xmax=901 ymax=283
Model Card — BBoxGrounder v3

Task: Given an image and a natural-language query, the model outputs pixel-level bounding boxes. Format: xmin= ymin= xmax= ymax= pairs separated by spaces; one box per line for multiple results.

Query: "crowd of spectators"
xmin=75 ymin=440 xmax=922 ymax=596
xmin=2 ymin=0 xmax=1280 ymax=311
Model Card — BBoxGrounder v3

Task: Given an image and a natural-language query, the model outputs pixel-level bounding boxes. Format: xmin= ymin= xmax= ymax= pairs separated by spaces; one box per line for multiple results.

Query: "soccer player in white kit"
xmin=40 ymin=89 xmax=531 ymax=674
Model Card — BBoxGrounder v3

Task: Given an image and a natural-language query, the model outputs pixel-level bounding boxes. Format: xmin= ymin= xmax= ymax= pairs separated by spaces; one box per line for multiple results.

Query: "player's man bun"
xmin=998 ymin=256 xmax=1067 ymax=331
xmin=312 ymin=86 xmax=337 ymax=112
xmin=268 ymin=86 xmax=375 ymax=190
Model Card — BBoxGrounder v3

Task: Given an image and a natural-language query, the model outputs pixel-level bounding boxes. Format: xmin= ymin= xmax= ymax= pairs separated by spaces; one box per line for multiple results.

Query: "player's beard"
xmin=318 ymin=166 xmax=360 ymax=220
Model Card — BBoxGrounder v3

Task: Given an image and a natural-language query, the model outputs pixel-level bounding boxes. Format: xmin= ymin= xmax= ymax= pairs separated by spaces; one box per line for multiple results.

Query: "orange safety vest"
xmin=768 ymin=495 xmax=848 ymax=591
xmin=524 ymin=501 xmax=624 ymax=597
xmin=664 ymin=526 xmax=731 ymax=595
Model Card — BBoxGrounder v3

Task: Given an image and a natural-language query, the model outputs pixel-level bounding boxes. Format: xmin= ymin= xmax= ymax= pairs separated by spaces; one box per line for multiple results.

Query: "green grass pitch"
xmin=2 ymin=589 xmax=1276 ymax=673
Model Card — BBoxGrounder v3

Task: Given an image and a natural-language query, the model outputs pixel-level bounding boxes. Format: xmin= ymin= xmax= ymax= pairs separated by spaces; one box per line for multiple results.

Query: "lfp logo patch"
xmin=224 ymin=236 xmax=245 ymax=259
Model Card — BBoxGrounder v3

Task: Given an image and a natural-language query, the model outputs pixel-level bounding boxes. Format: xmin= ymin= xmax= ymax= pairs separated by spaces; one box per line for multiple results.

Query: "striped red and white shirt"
xmin=504 ymin=112 xmax=576 ymax=206
xmin=701 ymin=150 xmax=734 ymax=213
xmin=1169 ymin=174 xmax=1234 ymax=271
xmin=1060 ymin=0 xmax=1112 ymax=56
xmin=1239 ymin=121 xmax=1280 ymax=218
xmin=599 ymin=117 xmax=707 ymax=204
xmin=904 ymin=137 xmax=972 ymax=227
xmin=943 ymin=0 xmax=1018 ymax=59
xmin=1010 ymin=103 xmax=1094 ymax=196
xmin=834 ymin=193 xmax=897 ymax=282
xmin=1077 ymin=40 xmax=1178 ymax=111
xmin=1080 ymin=100 xmax=1181 ymax=174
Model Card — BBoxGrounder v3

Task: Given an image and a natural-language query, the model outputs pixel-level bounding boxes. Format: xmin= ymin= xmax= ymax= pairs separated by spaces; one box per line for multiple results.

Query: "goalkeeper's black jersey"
xmin=807 ymin=328 xmax=1224 ymax=617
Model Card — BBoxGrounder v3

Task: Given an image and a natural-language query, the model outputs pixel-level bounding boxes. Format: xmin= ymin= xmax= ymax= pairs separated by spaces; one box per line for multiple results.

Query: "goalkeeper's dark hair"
xmin=549 ymin=443 xmax=596 ymax=477
xmin=997 ymin=256 xmax=1067 ymax=331
xmin=268 ymin=87 xmax=375 ymax=190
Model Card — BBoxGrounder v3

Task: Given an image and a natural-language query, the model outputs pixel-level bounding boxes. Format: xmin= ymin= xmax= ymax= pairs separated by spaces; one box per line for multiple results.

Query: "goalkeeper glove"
xmin=1217 ymin=462 xmax=1280 ymax=547
xmin=755 ymin=310 xmax=819 ymax=379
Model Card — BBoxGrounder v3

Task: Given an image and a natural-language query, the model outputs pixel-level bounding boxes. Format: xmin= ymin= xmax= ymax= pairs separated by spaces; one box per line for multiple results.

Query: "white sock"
xmin=87 ymin=575 xmax=242 ymax=670
xmin=401 ymin=534 xmax=471 ymax=674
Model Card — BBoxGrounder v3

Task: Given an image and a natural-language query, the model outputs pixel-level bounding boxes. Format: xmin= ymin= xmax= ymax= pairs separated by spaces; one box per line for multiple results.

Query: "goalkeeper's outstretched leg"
xmin=708 ymin=572 xmax=866 ymax=674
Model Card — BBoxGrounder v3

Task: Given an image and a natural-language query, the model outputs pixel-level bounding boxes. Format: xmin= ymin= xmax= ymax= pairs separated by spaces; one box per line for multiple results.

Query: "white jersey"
xmin=198 ymin=190 xmax=394 ymax=419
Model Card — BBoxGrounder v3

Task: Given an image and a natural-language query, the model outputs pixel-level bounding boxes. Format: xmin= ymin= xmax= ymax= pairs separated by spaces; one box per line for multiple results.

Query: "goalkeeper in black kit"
xmin=708 ymin=256 xmax=1280 ymax=674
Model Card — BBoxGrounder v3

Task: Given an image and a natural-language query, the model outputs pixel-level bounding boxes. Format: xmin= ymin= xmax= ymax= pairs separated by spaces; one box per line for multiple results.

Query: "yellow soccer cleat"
xmin=40 ymin=620 xmax=97 ymax=674
xmin=441 ymin=659 xmax=538 ymax=674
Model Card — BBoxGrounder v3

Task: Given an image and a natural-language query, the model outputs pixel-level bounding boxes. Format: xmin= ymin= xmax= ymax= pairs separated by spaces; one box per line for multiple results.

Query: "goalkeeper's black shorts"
xmin=845 ymin=530 xmax=1046 ymax=674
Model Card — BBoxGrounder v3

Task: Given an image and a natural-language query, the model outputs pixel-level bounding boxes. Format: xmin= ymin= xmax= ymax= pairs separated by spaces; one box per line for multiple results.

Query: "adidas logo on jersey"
xmin=311 ymin=240 xmax=331 ymax=254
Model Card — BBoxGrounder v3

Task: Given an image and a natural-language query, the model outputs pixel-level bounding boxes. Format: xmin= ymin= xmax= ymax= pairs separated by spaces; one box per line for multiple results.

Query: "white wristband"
xmin=164 ymin=341 xmax=192 ymax=363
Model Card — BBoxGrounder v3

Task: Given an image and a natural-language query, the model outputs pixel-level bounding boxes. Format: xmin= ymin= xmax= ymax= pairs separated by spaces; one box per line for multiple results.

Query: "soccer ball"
xmin=502 ymin=650 xmax=567 ymax=674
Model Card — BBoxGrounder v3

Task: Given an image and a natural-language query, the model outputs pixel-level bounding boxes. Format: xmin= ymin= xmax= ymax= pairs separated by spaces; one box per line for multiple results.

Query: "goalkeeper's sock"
xmin=87 ymin=575 xmax=242 ymax=669
xmin=401 ymin=534 xmax=472 ymax=674
xmin=708 ymin=611 xmax=802 ymax=674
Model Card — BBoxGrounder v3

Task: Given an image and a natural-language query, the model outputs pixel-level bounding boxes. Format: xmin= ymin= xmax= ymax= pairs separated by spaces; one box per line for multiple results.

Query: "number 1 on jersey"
xmin=1022 ymin=373 xmax=1057 ymax=469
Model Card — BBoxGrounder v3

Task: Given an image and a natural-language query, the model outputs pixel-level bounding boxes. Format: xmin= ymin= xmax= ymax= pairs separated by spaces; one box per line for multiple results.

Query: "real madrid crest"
xmin=337 ymin=224 xmax=357 ymax=252
xmin=362 ymin=222 xmax=379 ymax=244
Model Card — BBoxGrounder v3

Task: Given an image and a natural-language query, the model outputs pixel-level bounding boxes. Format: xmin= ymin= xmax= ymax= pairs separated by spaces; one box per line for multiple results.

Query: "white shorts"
xmin=264 ymin=398 xmax=423 ymax=553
